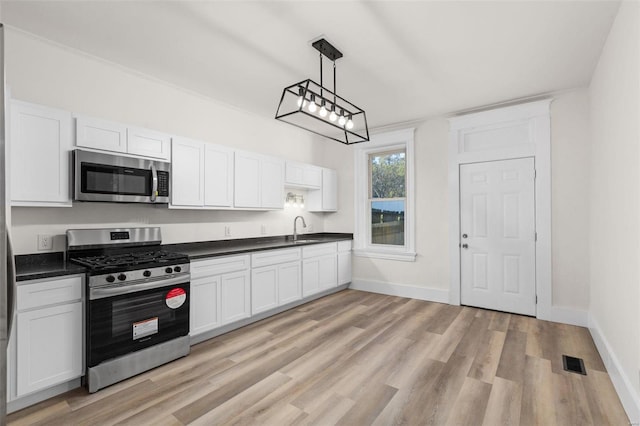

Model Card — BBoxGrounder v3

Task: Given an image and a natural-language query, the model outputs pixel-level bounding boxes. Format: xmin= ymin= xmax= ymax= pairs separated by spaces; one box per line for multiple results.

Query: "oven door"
xmin=87 ymin=277 xmax=189 ymax=367
xmin=74 ymin=149 xmax=170 ymax=203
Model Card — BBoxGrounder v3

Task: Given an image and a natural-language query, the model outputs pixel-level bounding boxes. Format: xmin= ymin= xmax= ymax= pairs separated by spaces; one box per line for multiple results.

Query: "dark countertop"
xmin=15 ymin=252 xmax=87 ymax=282
xmin=15 ymin=233 xmax=353 ymax=281
xmin=163 ymin=233 xmax=353 ymax=260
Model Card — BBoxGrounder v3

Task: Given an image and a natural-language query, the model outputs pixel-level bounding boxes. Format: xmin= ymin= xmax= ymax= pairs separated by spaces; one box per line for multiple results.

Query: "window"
xmin=354 ymin=129 xmax=415 ymax=261
xmin=369 ymin=149 xmax=406 ymax=246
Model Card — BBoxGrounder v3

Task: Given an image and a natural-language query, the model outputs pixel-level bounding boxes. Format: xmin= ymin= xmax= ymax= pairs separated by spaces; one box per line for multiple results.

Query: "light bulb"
xmin=297 ymin=96 xmax=304 ymax=107
xmin=346 ymin=115 xmax=354 ymax=130
xmin=300 ymin=203 xmax=305 ymax=208
xmin=338 ymin=115 xmax=346 ymax=126
xmin=319 ymin=104 xmax=328 ymax=117
xmin=308 ymin=101 xmax=317 ymax=113
xmin=329 ymin=110 xmax=337 ymax=122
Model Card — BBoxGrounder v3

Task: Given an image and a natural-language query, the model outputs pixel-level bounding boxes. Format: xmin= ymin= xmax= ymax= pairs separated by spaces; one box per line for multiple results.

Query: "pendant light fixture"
xmin=275 ymin=38 xmax=369 ymax=145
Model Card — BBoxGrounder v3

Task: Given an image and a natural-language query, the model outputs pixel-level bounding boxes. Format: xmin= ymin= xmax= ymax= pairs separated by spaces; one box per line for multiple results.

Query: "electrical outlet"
xmin=224 ymin=226 xmax=232 ymax=237
xmin=37 ymin=234 xmax=53 ymax=251
xmin=261 ymin=225 xmax=267 ymax=235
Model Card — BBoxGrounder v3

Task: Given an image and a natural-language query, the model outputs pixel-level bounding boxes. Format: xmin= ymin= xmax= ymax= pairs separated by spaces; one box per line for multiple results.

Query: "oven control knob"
xmin=143 ymin=270 xmax=152 ymax=277
xmin=118 ymin=274 xmax=127 ymax=281
xmin=106 ymin=275 xmax=115 ymax=283
xmin=174 ymin=266 xmax=182 ymax=273
xmin=165 ymin=267 xmax=173 ymax=274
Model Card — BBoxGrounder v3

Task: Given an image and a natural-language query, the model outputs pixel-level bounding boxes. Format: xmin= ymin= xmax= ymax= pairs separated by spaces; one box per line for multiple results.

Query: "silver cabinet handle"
xmin=150 ymin=163 xmax=158 ymax=202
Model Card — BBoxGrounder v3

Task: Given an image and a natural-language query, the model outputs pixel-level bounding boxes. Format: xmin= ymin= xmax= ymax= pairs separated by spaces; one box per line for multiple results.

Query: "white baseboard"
xmin=543 ymin=305 xmax=589 ymax=327
xmin=349 ymin=279 xmax=449 ymax=304
xmin=589 ymin=315 xmax=640 ymax=425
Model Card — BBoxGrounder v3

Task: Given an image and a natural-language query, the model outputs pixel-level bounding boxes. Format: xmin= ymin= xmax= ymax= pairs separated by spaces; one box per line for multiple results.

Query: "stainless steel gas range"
xmin=67 ymin=227 xmax=190 ymax=393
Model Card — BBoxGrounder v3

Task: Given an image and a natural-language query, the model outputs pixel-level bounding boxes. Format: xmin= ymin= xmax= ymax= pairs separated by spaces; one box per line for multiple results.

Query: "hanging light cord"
xmin=319 ymin=52 xmax=323 ymax=99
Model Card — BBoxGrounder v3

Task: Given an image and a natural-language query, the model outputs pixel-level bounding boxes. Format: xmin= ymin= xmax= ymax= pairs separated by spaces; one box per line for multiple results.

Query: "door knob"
xmin=462 ymin=244 xmax=468 ymax=249
xmin=462 ymin=234 xmax=468 ymax=239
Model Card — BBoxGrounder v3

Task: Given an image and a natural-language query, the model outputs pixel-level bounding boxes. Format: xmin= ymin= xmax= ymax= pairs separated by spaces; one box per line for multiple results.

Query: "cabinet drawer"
xmin=17 ymin=276 xmax=83 ymax=311
xmin=252 ymin=248 xmax=300 ymax=268
xmin=302 ymin=242 xmax=337 ymax=259
xmin=192 ymin=254 xmax=250 ymax=278
xmin=337 ymin=240 xmax=353 ymax=252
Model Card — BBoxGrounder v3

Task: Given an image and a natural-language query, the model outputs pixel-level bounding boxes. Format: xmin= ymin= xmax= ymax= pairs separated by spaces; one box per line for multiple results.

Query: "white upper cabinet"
xmin=285 ymin=161 xmax=322 ymax=189
xmin=204 ymin=144 xmax=234 ymax=207
xmin=75 ymin=115 xmax=127 ymax=153
xmin=234 ymin=151 xmax=284 ymax=210
xmin=171 ymin=137 xmax=204 ymax=207
xmin=10 ymin=100 xmax=73 ymax=207
xmin=171 ymin=138 xmax=234 ymax=209
xmin=307 ymin=168 xmax=338 ymax=212
xmin=75 ymin=114 xmax=171 ymax=161
xmin=127 ymin=126 xmax=171 ymax=160
xmin=261 ymin=156 xmax=285 ymax=209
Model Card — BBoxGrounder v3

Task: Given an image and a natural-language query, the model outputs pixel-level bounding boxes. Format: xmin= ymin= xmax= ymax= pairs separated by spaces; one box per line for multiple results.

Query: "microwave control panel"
xmin=157 ymin=171 xmax=169 ymax=196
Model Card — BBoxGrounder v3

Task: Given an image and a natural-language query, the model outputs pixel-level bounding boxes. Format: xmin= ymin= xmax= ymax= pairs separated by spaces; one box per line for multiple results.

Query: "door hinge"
xmin=536 ymin=295 xmax=538 ymax=304
xmin=534 ymin=169 xmax=537 ymax=179
xmin=535 ymin=232 xmax=538 ymax=241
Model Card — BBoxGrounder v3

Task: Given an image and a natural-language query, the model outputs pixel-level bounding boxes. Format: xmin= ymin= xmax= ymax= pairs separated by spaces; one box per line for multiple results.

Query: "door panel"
xmin=460 ymin=157 xmax=536 ymax=316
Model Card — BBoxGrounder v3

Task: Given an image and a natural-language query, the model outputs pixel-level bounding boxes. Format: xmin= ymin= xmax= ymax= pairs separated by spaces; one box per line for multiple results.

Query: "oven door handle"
xmin=89 ymin=274 xmax=189 ymax=300
xmin=150 ymin=163 xmax=158 ymax=202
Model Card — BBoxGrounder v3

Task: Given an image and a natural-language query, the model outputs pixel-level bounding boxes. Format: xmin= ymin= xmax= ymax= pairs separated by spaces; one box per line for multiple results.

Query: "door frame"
xmin=448 ymin=100 xmax=552 ymax=320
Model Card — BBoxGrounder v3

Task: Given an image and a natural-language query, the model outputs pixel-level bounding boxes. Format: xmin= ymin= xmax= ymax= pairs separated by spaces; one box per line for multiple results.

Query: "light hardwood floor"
xmin=7 ymin=289 xmax=629 ymax=425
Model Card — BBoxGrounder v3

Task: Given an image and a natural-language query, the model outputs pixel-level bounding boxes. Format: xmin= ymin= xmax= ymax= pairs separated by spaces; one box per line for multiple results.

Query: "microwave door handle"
xmin=150 ymin=163 xmax=158 ymax=202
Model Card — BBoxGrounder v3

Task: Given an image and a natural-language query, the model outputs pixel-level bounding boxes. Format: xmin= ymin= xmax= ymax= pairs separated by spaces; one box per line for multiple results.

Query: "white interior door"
xmin=460 ymin=157 xmax=536 ymax=316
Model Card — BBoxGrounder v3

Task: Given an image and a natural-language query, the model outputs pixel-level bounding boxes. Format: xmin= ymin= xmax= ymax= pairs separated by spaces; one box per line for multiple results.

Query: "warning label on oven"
xmin=166 ymin=287 xmax=186 ymax=309
xmin=133 ymin=317 xmax=158 ymax=339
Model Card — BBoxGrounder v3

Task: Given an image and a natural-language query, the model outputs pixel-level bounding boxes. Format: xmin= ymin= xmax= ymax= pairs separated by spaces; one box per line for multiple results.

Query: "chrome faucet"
xmin=293 ymin=216 xmax=307 ymax=241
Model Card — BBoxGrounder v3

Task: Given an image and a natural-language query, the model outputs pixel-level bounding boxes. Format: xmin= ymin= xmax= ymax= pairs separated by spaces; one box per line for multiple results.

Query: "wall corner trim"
xmin=589 ymin=314 xmax=640 ymax=425
xmin=349 ymin=279 xmax=449 ymax=304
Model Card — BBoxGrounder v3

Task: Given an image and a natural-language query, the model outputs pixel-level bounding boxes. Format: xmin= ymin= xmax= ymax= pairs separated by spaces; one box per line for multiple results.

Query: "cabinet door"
xmin=16 ymin=302 xmax=82 ymax=397
xmin=322 ymin=168 xmax=338 ymax=211
xmin=190 ymin=275 xmax=221 ymax=336
xmin=302 ymin=258 xmax=321 ymax=297
xmin=278 ymin=261 xmax=302 ymax=305
xmin=220 ymin=270 xmax=251 ymax=324
xmin=337 ymin=252 xmax=352 ymax=285
xmin=11 ymin=101 xmax=72 ymax=205
xmin=261 ymin=156 xmax=284 ymax=209
xmin=318 ymin=254 xmax=338 ymax=290
xmin=204 ymin=144 xmax=234 ymax=207
xmin=251 ymin=266 xmax=278 ymax=315
xmin=127 ymin=126 xmax=171 ymax=161
xmin=171 ymin=138 xmax=204 ymax=207
xmin=75 ymin=115 xmax=127 ymax=153
xmin=234 ymin=152 xmax=261 ymax=208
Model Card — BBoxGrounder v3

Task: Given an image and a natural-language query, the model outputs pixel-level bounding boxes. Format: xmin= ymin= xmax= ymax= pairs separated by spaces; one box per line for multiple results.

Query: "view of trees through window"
xmin=369 ymin=150 xmax=406 ymax=246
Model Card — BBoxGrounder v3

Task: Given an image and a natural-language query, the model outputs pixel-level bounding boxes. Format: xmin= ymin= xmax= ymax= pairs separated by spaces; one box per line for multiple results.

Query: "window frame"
xmin=354 ymin=128 xmax=416 ymax=261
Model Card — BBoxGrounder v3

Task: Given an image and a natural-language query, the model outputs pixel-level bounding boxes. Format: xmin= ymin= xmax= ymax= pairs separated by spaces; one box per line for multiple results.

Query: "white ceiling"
xmin=1 ymin=1 xmax=620 ymax=128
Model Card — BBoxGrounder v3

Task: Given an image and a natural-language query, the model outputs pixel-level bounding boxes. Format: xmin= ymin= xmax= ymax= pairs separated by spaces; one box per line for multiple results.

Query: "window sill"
xmin=353 ymin=249 xmax=417 ymax=262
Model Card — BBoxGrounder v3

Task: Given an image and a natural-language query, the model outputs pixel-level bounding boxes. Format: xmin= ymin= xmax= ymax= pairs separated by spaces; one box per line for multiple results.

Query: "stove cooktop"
xmin=70 ymin=250 xmax=188 ymax=271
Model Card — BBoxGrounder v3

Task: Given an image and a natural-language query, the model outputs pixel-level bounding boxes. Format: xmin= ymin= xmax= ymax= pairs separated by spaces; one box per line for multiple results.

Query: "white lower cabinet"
xmin=337 ymin=240 xmax=352 ymax=285
xmin=302 ymin=243 xmax=338 ymax=297
xmin=13 ymin=275 xmax=83 ymax=398
xmin=220 ymin=270 xmax=251 ymax=324
xmin=251 ymin=248 xmax=302 ymax=315
xmin=190 ymin=255 xmax=251 ymax=336
xmin=190 ymin=275 xmax=221 ymax=335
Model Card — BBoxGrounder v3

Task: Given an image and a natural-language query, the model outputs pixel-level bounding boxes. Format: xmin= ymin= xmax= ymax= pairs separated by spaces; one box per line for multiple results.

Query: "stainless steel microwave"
xmin=73 ymin=149 xmax=170 ymax=204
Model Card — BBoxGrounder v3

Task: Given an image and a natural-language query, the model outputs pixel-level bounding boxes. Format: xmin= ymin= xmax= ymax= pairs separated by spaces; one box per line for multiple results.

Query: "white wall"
xmin=550 ymin=90 xmax=591 ymax=310
xmin=588 ymin=0 xmax=640 ymax=420
xmin=6 ymin=28 xmax=334 ymax=254
xmin=330 ymin=89 xmax=592 ymax=311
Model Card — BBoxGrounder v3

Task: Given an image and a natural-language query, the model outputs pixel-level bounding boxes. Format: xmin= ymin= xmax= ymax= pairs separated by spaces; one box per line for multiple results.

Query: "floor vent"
xmin=562 ymin=355 xmax=587 ymax=375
